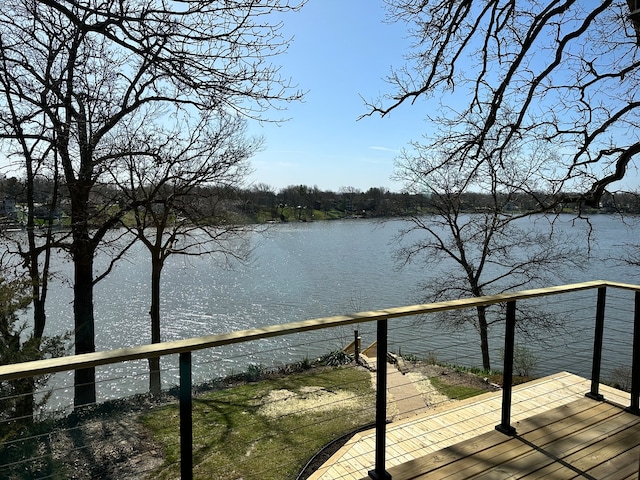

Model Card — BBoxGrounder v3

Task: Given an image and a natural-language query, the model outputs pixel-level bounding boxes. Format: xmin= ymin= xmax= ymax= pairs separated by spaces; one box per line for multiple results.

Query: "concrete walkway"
xmin=363 ymin=354 xmax=434 ymax=421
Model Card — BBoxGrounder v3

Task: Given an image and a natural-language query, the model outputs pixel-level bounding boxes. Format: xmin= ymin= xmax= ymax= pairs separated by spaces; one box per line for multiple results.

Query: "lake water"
xmin=24 ymin=214 xmax=640 ymax=408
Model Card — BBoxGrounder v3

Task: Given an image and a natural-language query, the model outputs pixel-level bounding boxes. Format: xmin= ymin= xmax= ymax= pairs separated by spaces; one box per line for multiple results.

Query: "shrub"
xmin=244 ymin=364 xmax=267 ymax=382
xmin=500 ymin=345 xmax=538 ymax=377
xmin=608 ymin=365 xmax=632 ymax=391
xmin=319 ymin=350 xmax=353 ymax=366
xmin=0 ymin=275 xmax=66 ymax=478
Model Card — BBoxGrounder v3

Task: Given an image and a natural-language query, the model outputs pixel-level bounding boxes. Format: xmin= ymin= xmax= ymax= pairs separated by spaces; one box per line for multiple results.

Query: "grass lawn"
xmin=141 ymin=366 xmax=375 ymax=480
xmin=428 ymin=376 xmax=490 ymax=400
xmin=0 ymin=361 xmax=504 ymax=479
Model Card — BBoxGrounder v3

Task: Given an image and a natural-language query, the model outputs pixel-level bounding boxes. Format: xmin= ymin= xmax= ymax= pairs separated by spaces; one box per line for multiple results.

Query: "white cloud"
xmin=368 ymin=146 xmax=399 ymax=153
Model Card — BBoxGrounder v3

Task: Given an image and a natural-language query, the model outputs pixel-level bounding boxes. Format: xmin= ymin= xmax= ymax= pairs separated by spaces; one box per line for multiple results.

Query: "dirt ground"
xmin=50 ymin=362 xmax=499 ymax=479
xmin=49 ymin=410 xmax=164 ymax=480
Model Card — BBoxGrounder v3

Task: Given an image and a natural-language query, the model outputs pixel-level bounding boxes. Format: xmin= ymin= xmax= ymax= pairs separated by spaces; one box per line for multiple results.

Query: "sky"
xmin=247 ymin=0 xmax=640 ymax=195
xmin=2 ymin=1 xmax=637 ymax=195
xmin=246 ymin=0 xmax=426 ymax=193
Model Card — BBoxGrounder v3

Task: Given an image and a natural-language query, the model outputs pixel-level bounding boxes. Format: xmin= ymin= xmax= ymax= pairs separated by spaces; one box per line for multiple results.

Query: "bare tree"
xmin=109 ymin=112 xmax=259 ymax=396
xmin=0 ymin=65 xmax=70 ymax=416
xmin=366 ymin=0 xmax=640 ymax=205
xmin=0 ymin=0 xmax=304 ymax=407
xmin=393 ymin=139 xmax=584 ymax=370
xmin=0 ymin=31 xmax=71 ymax=344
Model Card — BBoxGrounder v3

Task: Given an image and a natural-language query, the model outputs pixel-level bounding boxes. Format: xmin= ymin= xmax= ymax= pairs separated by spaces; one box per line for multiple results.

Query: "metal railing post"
xmin=627 ymin=292 xmax=640 ymax=415
xmin=368 ymin=319 xmax=391 ymax=480
xmin=180 ymin=352 xmax=193 ymax=480
xmin=496 ymin=301 xmax=517 ymax=436
xmin=587 ymin=287 xmax=606 ymax=401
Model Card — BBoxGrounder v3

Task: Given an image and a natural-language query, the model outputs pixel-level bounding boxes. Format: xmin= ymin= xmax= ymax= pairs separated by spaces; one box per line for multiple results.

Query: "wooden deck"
xmin=309 ymin=372 xmax=635 ymax=480
xmin=380 ymin=397 xmax=640 ymax=479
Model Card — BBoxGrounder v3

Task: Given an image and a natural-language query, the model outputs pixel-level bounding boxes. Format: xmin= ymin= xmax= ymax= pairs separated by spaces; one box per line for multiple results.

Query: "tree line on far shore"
xmin=3 ymin=176 xmax=640 ymax=227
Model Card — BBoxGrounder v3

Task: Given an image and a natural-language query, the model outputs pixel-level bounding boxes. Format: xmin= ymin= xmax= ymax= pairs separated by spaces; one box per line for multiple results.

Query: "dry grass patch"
xmin=257 ymin=386 xmax=368 ymax=418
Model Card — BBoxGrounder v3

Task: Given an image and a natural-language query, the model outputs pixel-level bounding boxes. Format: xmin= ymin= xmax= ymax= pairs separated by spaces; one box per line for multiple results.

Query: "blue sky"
xmin=247 ymin=0 xmax=426 ymax=193
xmin=248 ymin=1 xmax=640 ymax=195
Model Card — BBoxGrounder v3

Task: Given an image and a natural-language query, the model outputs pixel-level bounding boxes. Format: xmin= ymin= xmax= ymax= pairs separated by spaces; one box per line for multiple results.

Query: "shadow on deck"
xmin=309 ymin=372 xmax=637 ymax=480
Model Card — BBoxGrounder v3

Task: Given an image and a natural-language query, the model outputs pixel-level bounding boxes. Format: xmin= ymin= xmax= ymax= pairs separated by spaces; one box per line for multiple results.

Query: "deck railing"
xmin=1 ymin=280 xmax=639 ymax=479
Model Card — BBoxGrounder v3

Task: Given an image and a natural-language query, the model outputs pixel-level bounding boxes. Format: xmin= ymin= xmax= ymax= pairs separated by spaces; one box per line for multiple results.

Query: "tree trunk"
xmin=73 ymin=238 xmax=96 ymax=407
xmin=149 ymin=252 xmax=162 ymax=396
xmin=24 ymin=158 xmax=48 ymax=415
xmin=477 ymin=305 xmax=491 ymax=371
xmin=32 ymin=299 xmax=46 ymax=340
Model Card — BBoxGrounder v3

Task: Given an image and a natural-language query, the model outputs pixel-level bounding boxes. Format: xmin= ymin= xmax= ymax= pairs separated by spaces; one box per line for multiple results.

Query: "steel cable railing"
xmin=1 ymin=280 xmax=640 ymax=479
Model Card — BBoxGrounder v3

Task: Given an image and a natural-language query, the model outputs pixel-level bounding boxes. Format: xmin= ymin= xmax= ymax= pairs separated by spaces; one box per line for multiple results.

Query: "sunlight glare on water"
xmin=24 ymin=215 xmax=640 ymax=409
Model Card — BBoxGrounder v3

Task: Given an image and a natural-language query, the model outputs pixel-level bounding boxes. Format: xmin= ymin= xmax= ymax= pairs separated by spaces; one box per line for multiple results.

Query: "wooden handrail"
xmin=2 ymin=280 xmax=638 ymax=382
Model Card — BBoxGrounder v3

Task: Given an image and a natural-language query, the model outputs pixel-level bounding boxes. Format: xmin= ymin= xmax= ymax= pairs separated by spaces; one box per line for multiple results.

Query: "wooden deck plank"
xmin=386 ymin=398 xmax=608 ymax=479
xmin=477 ymin=409 xmax=628 ymax=478
xmin=567 ymin=426 xmax=640 ymax=478
xmin=329 ymin=374 xmax=634 ymax=480
xmin=521 ymin=417 xmax=640 ymax=479
xmin=468 ymin=405 xmax=638 ymax=479
xmin=385 ymin=434 xmax=511 ymax=479
xmin=383 ymin=399 xmax=639 ymax=480
xmin=598 ymin=445 xmax=640 ymax=479
xmin=410 ymin=407 xmax=610 ymax=479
